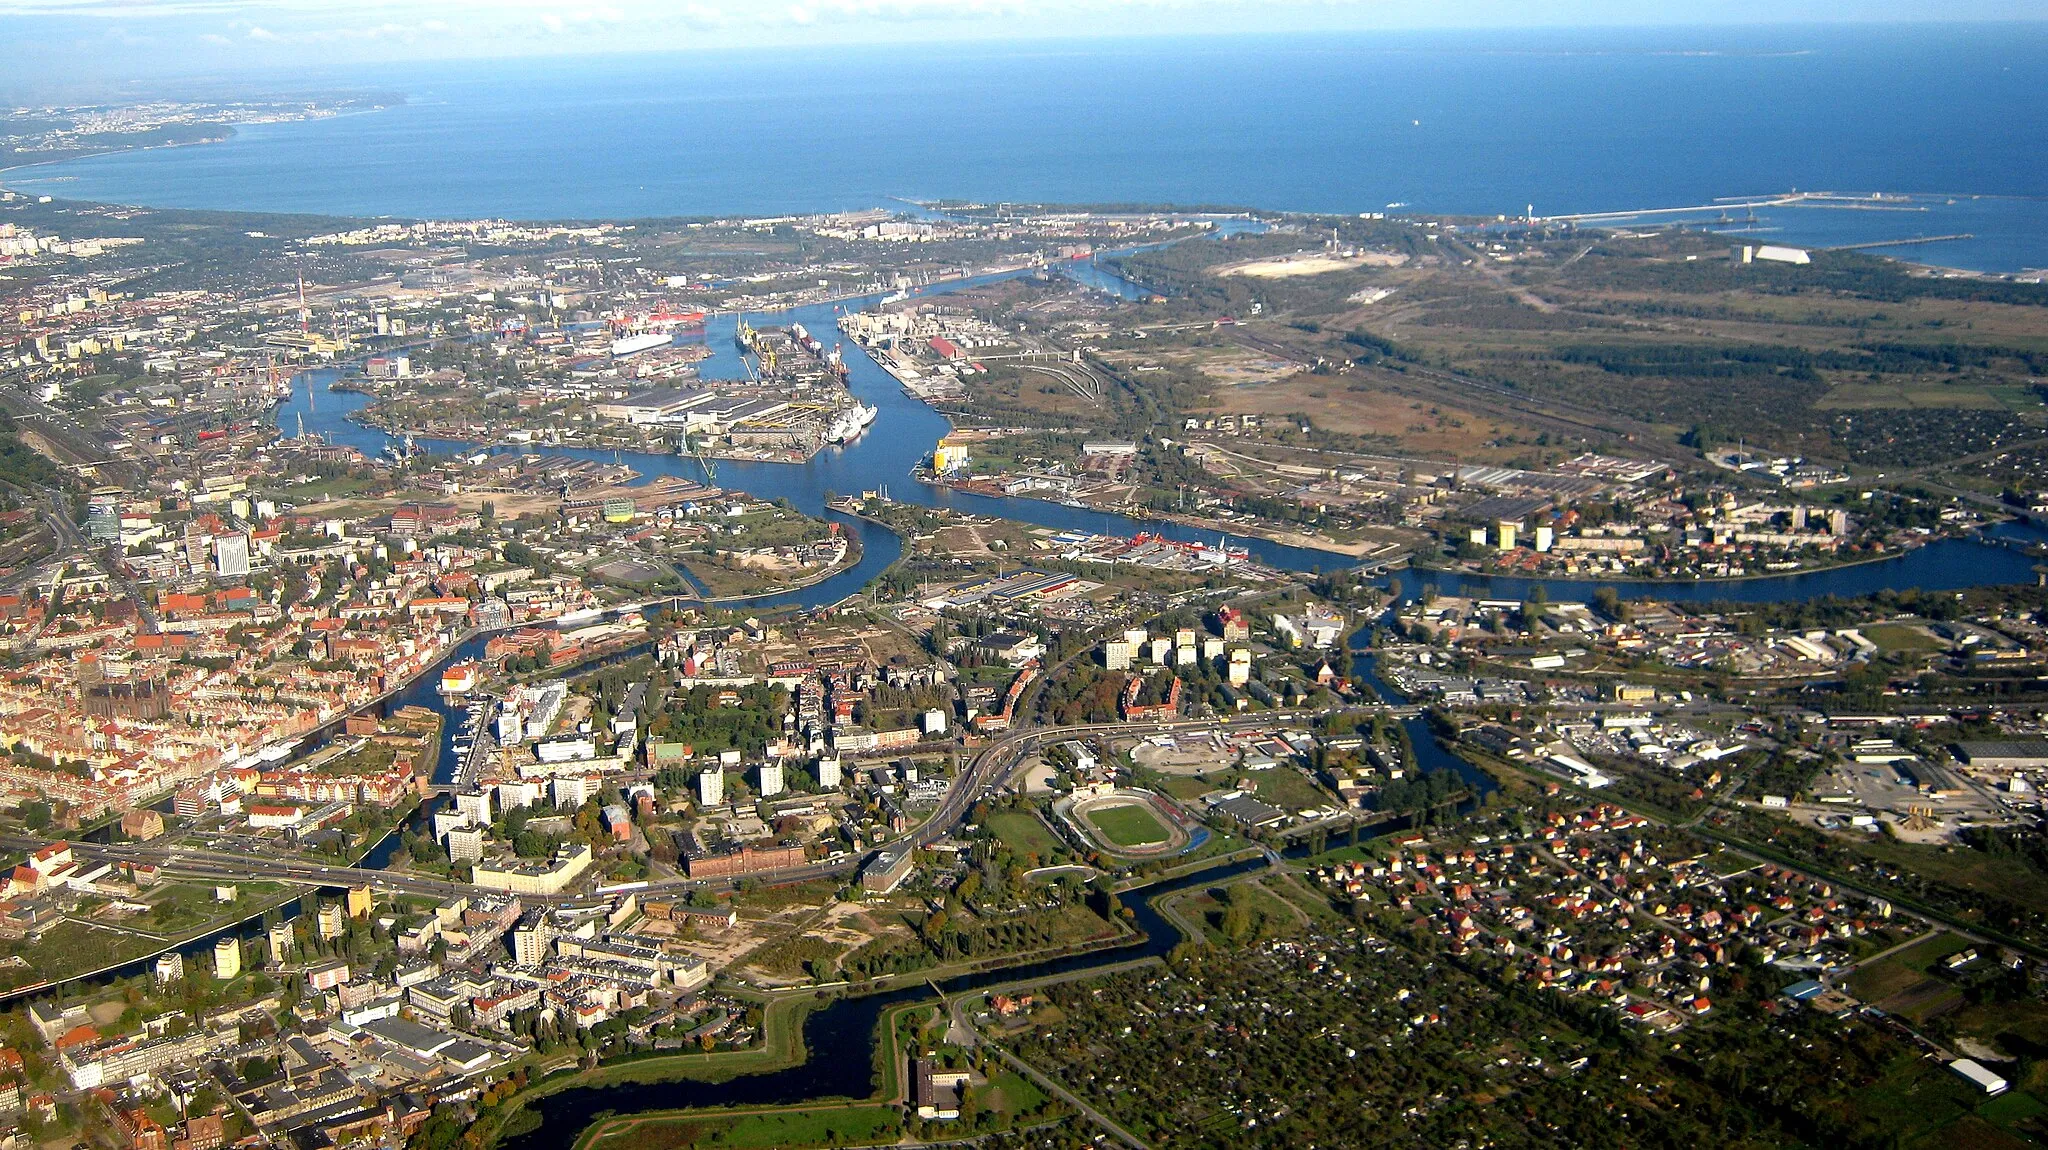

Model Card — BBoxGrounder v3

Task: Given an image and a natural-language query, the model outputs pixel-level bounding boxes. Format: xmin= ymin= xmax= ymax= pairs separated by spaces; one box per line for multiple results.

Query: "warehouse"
xmin=1954 ymin=741 xmax=2048 ymax=771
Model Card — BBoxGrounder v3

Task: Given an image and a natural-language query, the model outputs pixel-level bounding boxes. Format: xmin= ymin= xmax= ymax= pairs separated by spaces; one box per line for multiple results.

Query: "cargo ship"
xmin=791 ymin=323 xmax=851 ymax=379
xmin=646 ymin=310 xmax=706 ymax=333
xmin=827 ymin=403 xmax=878 ymax=444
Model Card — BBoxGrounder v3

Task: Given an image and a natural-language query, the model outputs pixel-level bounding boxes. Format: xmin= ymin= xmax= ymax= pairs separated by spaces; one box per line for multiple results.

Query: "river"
xmin=275 ymin=264 xmax=2046 ymax=606
xmin=255 ymin=259 xmax=2039 ymax=1143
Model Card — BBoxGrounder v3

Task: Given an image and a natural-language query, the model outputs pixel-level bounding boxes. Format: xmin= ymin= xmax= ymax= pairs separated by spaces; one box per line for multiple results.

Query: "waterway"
xmin=258 ymin=254 xmax=2045 ymax=1143
xmin=276 ymin=268 xmax=2046 ymax=608
xmin=496 ymin=855 xmax=1268 ymax=1150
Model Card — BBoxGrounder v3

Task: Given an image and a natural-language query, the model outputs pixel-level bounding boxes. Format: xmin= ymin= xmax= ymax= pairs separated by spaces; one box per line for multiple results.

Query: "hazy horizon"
xmin=3 ymin=1 xmax=2045 ymax=99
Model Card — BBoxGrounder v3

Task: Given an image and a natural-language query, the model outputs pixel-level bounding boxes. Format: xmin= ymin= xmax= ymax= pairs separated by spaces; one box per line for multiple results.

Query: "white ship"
xmin=610 ymin=332 xmax=674 ymax=357
xmin=827 ymin=403 xmax=878 ymax=444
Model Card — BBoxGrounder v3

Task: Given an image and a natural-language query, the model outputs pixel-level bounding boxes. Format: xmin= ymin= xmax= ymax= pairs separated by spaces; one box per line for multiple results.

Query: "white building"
xmin=213 ymin=532 xmax=250 ymax=577
xmin=1103 ymin=640 xmax=1135 ymax=671
xmin=552 ymin=775 xmax=593 ymax=809
xmin=757 ymin=762 xmax=785 ymax=798
xmin=455 ymin=790 xmax=492 ymax=826
xmin=816 ymin=756 xmax=842 ymax=788
xmin=496 ymin=780 xmax=540 ymax=811
xmin=537 ymin=738 xmax=597 ymax=764
xmin=921 ymin=709 xmax=948 ymax=736
xmin=698 ymin=768 xmax=724 ymax=807
xmin=445 ymin=826 xmax=486 ymax=865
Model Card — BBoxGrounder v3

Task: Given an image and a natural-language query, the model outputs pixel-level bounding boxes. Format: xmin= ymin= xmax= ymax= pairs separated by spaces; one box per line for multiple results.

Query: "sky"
xmin=4 ymin=0 xmax=2045 ymax=97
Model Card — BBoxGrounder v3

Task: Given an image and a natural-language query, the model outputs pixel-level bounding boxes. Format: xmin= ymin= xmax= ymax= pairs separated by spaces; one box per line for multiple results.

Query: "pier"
xmin=1825 ymin=233 xmax=1975 ymax=251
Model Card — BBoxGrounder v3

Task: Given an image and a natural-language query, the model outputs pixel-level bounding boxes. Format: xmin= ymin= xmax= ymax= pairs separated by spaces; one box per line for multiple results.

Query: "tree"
xmin=1592 ymin=586 xmax=1623 ymax=621
xmin=1220 ymin=892 xmax=1254 ymax=944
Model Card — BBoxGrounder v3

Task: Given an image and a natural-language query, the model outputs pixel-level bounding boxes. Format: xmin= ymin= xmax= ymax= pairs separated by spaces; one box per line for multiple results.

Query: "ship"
xmin=646 ymin=310 xmax=706 ymax=333
xmin=827 ymin=403 xmax=878 ymax=444
xmin=790 ymin=323 xmax=851 ymax=379
xmin=610 ymin=332 xmax=674 ymax=358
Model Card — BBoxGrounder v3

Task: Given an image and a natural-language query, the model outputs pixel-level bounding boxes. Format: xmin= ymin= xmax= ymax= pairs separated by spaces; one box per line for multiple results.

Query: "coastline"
xmin=0 ymin=101 xmax=400 ymax=190
xmin=0 ymin=132 xmax=237 ymax=183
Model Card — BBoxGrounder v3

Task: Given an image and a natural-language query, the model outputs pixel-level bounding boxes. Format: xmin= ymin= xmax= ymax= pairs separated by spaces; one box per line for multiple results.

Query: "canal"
xmin=495 ymin=854 xmax=1268 ymax=1150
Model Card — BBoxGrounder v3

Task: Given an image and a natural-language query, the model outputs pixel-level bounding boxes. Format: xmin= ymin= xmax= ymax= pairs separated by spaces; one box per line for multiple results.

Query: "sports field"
xmin=1085 ymin=804 xmax=1171 ymax=848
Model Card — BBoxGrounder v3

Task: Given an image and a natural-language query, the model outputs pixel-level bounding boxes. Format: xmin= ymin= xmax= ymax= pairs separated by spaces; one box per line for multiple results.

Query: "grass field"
xmin=1861 ymin=622 xmax=1947 ymax=653
xmin=986 ymin=1069 xmax=1049 ymax=1115
xmin=1153 ymin=776 xmax=1213 ymax=802
xmin=987 ymin=810 xmax=1064 ymax=862
xmin=1085 ymin=804 xmax=1171 ymax=848
xmin=1245 ymin=766 xmax=1336 ymax=813
xmin=1847 ymin=932 xmax=1975 ymax=1020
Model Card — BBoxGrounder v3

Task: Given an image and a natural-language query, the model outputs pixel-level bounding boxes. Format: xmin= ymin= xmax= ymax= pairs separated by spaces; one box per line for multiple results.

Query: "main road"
xmin=4 ymin=706 xmax=1395 ymax=907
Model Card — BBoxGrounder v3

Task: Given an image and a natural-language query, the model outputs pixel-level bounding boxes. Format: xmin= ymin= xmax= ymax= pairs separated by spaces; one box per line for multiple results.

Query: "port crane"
xmin=681 ymin=431 xmax=717 ymax=484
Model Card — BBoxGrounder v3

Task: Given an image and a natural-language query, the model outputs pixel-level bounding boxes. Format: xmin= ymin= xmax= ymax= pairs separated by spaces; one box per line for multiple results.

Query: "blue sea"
xmin=7 ymin=25 xmax=2048 ymax=271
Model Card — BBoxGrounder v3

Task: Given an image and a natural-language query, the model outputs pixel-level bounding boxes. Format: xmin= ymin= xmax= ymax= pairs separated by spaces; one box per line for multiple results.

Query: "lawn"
xmin=1086 ymin=804 xmax=1170 ymax=848
xmin=987 ymin=810 xmax=1064 ymax=862
xmin=985 ymin=1069 xmax=1048 ymax=1115
xmin=1978 ymin=1090 xmax=2048 ymax=1130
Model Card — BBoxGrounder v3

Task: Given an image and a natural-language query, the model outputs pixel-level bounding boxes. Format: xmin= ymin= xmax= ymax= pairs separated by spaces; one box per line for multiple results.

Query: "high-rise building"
xmin=1103 ymin=640 xmax=1135 ymax=671
xmin=455 ymin=790 xmax=492 ymax=827
xmin=213 ymin=937 xmax=241 ymax=980
xmin=511 ymin=913 xmax=552 ymax=966
xmin=552 ymin=775 xmax=592 ymax=809
xmin=816 ymin=756 xmax=842 ymax=788
xmin=698 ymin=768 xmax=724 ymax=807
xmin=446 ymin=826 xmax=486 ymax=864
xmin=267 ymin=921 xmax=294 ymax=966
xmin=757 ymin=763 xmax=785 ymax=798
